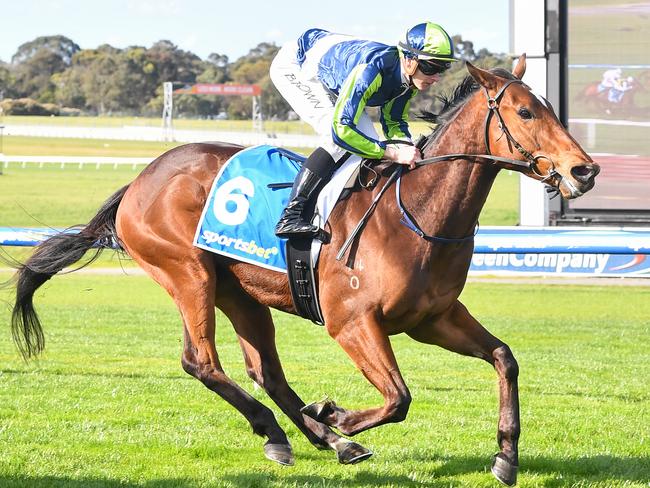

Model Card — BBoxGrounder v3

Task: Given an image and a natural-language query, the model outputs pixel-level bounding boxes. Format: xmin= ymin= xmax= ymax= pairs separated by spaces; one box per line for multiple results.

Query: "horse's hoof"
xmin=491 ymin=452 xmax=518 ymax=486
xmin=336 ymin=440 xmax=373 ymax=465
xmin=264 ymin=442 xmax=294 ymax=466
xmin=301 ymin=399 xmax=336 ymax=422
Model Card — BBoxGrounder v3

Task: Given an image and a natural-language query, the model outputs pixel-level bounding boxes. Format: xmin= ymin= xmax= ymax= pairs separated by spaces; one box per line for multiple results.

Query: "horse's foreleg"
xmin=218 ymin=294 xmax=372 ymax=465
xmin=407 ymin=300 xmax=520 ymax=486
xmin=303 ymin=314 xmax=411 ymax=436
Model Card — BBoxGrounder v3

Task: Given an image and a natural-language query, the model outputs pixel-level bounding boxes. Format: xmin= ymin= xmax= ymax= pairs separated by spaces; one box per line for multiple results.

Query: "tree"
xmin=0 ymin=61 xmax=14 ymax=99
xmin=6 ymin=33 xmax=507 ymax=120
xmin=452 ymin=35 xmax=477 ymax=61
xmin=205 ymin=53 xmax=230 ymax=83
xmin=52 ymin=45 xmax=122 ymax=114
xmin=146 ymin=40 xmax=203 ymax=84
xmin=186 ymin=54 xmax=231 ymax=117
xmin=10 ymin=36 xmax=80 ymax=102
xmin=11 ymin=35 xmax=80 ymax=66
xmin=227 ymin=42 xmax=290 ymax=119
xmin=112 ymin=46 xmax=159 ymax=112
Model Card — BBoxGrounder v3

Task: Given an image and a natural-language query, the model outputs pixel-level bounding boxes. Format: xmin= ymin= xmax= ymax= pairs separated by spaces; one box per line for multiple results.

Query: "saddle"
xmin=284 ymin=153 xmax=394 ymax=326
xmin=192 ymin=144 xmax=397 ymax=327
xmin=284 ymin=139 xmax=425 ymax=325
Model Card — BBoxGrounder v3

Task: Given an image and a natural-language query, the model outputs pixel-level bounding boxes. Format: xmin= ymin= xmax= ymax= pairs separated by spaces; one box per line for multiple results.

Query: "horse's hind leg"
xmin=406 ymin=300 xmax=520 ymax=486
xmin=217 ymin=291 xmax=372 ymax=465
xmin=118 ymin=174 xmax=292 ymax=465
xmin=139 ymin=255 xmax=294 ymax=465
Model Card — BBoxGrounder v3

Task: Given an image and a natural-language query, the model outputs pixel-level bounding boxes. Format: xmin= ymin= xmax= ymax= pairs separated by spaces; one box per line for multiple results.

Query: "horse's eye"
xmin=518 ymin=108 xmax=533 ymax=120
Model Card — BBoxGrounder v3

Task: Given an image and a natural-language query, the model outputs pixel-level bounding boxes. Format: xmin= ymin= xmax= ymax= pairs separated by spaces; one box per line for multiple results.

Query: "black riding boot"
xmin=275 ymin=147 xmax=335 ymax=239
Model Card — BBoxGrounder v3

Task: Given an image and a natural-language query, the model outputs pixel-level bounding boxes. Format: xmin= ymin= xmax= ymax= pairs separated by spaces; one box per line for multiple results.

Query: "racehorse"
xmin=575 ymin=78 xmax=644 ymax=115
xmin=9 ymin=55 xmax=599 ymax=486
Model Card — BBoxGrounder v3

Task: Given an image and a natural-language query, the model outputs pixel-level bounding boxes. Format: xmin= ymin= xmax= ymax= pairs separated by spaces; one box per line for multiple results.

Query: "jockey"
xmin=608 ymin=75 xmax=634 ymax=104
xmin=599 ymin=67 xmax=622 ymax=92
xmin=270 ymin=22 xmax=456 ymax=239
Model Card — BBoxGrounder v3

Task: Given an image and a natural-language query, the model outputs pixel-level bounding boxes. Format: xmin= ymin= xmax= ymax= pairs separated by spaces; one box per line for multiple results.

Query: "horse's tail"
xmin=10 ymin=184 xmax=130 ymax=360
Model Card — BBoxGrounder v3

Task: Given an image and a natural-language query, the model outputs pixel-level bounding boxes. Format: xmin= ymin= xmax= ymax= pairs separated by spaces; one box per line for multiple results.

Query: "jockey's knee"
xmin=387 ymin=390 xmax=412 ymax=422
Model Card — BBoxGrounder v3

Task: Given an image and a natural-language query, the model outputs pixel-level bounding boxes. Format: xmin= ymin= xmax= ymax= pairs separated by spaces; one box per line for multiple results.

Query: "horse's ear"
xmin=512 ymin=53 xmax=526 ymax=79
xmin=466 ymin=61 xmax=497 ymax=91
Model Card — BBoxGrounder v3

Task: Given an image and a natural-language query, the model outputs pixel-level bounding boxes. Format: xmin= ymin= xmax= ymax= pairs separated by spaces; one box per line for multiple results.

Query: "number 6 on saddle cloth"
xmin=193 ymin=144 xmax=363 ymax=324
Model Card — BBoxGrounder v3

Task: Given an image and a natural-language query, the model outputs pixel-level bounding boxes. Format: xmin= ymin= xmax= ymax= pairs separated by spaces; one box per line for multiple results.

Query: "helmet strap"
xmin=402 ymin=56 xmax=418 ymax=77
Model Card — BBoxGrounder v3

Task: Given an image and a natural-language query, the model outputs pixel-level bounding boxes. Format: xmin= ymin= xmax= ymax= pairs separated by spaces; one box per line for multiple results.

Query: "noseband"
xmin=482 ymin=79 xmax=561 ymax=186
xmin=417 ymin=78 xmax=563 ymax=189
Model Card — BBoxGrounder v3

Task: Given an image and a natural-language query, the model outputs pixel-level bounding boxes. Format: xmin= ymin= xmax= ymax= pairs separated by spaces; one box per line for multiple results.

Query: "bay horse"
xmin=575 ymin=78 xmax=644 ymax=115
xmin=9 ymin=55 xmax=598 ymax=486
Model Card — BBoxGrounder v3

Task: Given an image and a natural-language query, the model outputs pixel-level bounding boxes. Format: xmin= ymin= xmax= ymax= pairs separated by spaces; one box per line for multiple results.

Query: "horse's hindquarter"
xmin=115 ymin=142 xmax=298 ymax=309
xmin=116 ymin=143 xmax=242 ymax=265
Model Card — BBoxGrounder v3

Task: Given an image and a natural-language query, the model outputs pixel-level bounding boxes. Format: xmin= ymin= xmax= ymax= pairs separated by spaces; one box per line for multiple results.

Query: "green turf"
xmin=1 ymin=115 xmax=318 ymax=135
xmin=0 ymin=272 xmax=648 ymax=487
xmin=1 ymin=115 xmax=444 ymax=139
xmin=1 ymin=136 xmax=183 ymax=158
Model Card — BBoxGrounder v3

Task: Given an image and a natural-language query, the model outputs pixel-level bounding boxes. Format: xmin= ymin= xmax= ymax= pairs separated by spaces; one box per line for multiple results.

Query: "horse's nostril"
xmin=571 ymin=164 xmax=596 ymax=182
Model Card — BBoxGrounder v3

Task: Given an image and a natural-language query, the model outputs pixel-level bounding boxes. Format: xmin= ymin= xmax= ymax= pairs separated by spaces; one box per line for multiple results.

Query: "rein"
xmin=336 ymin=78 xmax=562 ymax=261
xmin=415 ymin=79 xmax=559 ymax=181
xmin=397 ymin=79 xmax=563 ymax=245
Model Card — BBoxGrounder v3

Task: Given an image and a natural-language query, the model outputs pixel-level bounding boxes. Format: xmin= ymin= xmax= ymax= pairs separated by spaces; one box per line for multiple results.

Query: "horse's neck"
xmin=405 ymin=98 xmax=499 ymax=238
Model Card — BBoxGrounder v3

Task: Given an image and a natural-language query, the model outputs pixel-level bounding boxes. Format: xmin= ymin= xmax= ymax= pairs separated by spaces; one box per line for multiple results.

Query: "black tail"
xmin=10 ymin=184 xmax=130 ymax=360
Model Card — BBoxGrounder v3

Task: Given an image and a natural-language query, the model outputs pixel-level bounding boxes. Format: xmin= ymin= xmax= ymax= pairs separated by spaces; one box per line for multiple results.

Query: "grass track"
xmin=0 ymin=272 xmax=648 ymax=487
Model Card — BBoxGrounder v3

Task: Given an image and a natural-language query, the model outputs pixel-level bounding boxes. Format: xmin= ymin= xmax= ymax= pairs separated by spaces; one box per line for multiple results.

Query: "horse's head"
xmin=466 ymin=54 xmax=600 ymax=199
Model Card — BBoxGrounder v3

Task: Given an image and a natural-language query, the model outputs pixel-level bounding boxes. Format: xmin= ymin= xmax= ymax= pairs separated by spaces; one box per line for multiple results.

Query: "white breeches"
xmin=269 ymin=38 xmax=379 ymax=160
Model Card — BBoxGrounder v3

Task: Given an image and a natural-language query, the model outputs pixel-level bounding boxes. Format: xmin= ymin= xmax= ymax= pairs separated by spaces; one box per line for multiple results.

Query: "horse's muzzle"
xmin=562 ymin=162 xmax=600 ymax=198
xmin=571 ymin=163 xmax=600 ymax=185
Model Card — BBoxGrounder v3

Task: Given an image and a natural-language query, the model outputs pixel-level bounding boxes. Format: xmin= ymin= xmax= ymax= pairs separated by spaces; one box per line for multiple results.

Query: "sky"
xmin=0 ymin=0 xmax=511 ymax=64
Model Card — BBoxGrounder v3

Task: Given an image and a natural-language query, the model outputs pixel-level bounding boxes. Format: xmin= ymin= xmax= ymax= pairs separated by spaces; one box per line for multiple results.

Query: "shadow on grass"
xmin=217 ymin=453 xmax=650 ymax=487
xmin=223 ymin=471 xmax=445 ymax=487
xmin=408 ymin=452 xmax=650 ymax=486
xmin=0 ymin=477 xmax=195 ymax=488
xmin=522 ymin=454 xmax=650 ymax=486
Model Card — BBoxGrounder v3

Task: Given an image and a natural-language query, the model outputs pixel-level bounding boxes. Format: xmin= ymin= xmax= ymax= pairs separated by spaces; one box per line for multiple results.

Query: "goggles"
xmin=417 ymin=59 xmax=451 ymax=76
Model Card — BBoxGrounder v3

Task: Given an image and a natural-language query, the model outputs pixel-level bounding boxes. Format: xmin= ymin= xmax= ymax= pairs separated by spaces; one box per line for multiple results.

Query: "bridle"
xmin=481 ymin=79 xmax=562 ymax=186
xmin=417 ymin=78 xmax=563 ymax=188
xmin=336 ymin=78 xmax=568 ymax=260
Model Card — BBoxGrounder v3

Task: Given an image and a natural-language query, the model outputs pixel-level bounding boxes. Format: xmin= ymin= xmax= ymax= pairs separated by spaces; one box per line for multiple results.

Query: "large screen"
xmin=566 ymin=0 xmax=650 ymax=214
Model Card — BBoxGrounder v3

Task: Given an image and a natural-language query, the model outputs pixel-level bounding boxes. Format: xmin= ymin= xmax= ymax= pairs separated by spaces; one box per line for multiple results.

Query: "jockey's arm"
xmin=380 ymin=88 xmax=417 ymax=143
xmin=331 ymin=65 xmax=419 ymax=167
xmin=380 ymin=88 xmax=420 ymax=168
xmin=331 ymin=64 xmax=387 ymax=159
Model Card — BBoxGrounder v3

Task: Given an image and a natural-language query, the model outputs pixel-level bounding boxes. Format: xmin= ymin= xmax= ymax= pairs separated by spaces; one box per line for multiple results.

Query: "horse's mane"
xmin=418 ymin=67 xmax=516 ymax=151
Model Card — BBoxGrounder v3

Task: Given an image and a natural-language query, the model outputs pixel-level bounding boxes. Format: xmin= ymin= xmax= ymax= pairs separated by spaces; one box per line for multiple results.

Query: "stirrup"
xmin=277 ymin=226 xmax=330 ymax=243
xmin=313 ymin=228 xmax=330 ymax=243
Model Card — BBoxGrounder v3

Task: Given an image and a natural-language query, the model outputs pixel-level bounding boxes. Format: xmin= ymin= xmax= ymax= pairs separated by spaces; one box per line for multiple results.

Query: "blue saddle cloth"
xmin=194 ymin=145 xmax=304 ymax=272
